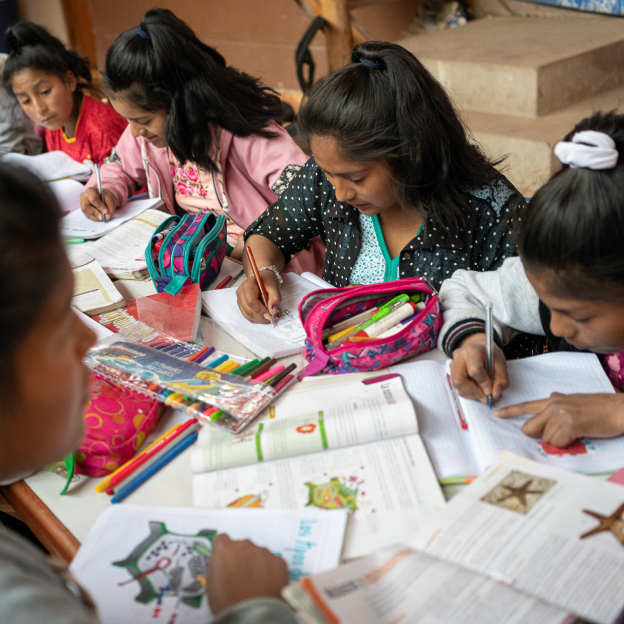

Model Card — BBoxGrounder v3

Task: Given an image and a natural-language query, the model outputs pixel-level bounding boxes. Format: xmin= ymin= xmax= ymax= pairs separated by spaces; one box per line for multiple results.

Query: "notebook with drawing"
xmin=389 ymin=351 xmax=621 ymax=480
xmin=201 ymin=272 xmax=333 ymax=359
xmin=69 ymin=505 xmax=348 ymax=624
xmin=192 ymin=374 xmax=446 ymax=559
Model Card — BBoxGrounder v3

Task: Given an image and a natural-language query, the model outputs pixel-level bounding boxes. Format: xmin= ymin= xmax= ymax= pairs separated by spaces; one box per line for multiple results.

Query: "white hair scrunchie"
xmin=553 ymin=130 xmax=619 ymax=170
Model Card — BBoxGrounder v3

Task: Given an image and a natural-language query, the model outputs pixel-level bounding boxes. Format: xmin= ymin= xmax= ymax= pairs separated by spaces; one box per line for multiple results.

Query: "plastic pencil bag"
xmin=84 ymin=336 xmax=276 ymax=434
xmin=298 ymin=277 xmax=442 ymax=377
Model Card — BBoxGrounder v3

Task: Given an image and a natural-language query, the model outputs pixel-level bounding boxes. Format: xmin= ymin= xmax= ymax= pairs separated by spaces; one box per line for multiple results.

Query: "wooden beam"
xmin=320 ymin=0 xmax=353 ymax=72
xmin=59 ymin=0 xmax=97 ymax=67
xmin=0 ymin=481 xmax=80 ymax=565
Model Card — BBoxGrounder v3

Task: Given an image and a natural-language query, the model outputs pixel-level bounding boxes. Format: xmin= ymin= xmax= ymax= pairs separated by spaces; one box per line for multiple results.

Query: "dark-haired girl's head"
xmin=518 ymin=111 xmax=624 ymax=353
xmin=103 ymin=8 xmax=283 ymax=171
xmin=297 ymin=41 xmax=499 ymax=232
xmin=0 ymin=164 xmax=95 ymax=482
xmin=2 ymin=22 xmax=91 ymax=132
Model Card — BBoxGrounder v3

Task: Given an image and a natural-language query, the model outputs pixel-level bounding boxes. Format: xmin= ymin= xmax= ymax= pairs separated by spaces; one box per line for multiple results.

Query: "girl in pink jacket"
xmin=79 ymin=8 xmax=322 ymax=270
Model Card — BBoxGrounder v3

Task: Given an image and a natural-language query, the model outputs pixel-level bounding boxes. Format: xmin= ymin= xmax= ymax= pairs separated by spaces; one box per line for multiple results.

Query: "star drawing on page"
xmin=580 ymin=502 xmax=624 ymax=548
xmin=497 ymin=480 xmax=545 ymax=507
xmin=481 ymin=470 xmax=556 ymax=515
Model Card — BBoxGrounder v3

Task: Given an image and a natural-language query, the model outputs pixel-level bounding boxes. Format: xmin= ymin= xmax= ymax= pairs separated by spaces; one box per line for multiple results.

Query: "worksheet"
xmin=70 ymin=505 xmax=347 ymax=624
xmin=2 ymin=150 xmax=91 ymax=181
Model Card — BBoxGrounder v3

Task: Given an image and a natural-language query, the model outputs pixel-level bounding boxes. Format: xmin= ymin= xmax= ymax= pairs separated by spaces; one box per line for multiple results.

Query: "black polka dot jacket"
xmin=244 ymin=158 xmax=526 ymax=291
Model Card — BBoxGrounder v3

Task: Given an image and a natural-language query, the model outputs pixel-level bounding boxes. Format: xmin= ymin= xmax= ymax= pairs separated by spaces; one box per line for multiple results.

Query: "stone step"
xmin=397 ymin=16 xmax=624 ymax=118
xmin=464 ymin=85 xmax=624 ymax=196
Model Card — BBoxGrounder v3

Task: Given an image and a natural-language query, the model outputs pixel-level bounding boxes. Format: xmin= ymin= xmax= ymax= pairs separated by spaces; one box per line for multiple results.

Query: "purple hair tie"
xmin=136 ymin=25 xmax=150 ymax=39
xmin=360 ymin=58 xmax=383 ymax=70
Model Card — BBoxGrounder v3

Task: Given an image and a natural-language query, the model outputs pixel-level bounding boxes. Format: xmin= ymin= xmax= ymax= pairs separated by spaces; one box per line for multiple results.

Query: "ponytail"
xmin=2 ymin=22 xmax=92 ymax=93
xmin=103 ymin=8 xmax=283 ymax=172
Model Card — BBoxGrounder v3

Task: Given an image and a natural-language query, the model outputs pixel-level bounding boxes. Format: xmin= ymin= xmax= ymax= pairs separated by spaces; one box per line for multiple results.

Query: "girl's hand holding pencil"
xmin=237 ymin=247 xmax=283 ymax=324
xmin=80 ymin=187 xmax=117 ymax=222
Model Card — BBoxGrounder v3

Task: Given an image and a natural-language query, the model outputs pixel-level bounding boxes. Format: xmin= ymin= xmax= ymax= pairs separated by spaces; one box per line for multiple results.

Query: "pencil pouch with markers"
xmin=297 ymin=277 xmax=442 ymax=377
xmin=145 ymin=212 xmax=227 ymax=295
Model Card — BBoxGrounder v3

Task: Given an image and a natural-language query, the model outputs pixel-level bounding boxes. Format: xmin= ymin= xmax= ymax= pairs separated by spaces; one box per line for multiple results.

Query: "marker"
xmin=65 ymin=238 xmax=86 ymax=244
xmin=111 ymin=433 xmax=198 ymax=504
xmin=349 ymin=302 xmax=417 ymax=339
xmin=253 ymin=364 xmax=285 ymax=384
xmin=207 ymin=354 xmax=229 ymax=369
xmin=486 ymin=302 xmax=494 ymax=409
xmin=267 ymin=363 xmax=297 ymax=388
xmin=246 ymin=358 xmax=277 ymax=380
xmin=215 ymin=275 xmax=233 ymax=290
xmin=194 ymin=346 xmax=215 ymax=364
xmin=95 ymin=163 xmax=106 ymax=223
xmin=220 ymin=361 xmax=240 ymax=374
xmin=272 ymin=374 xmax=294 ymax=394
xmin=187 ymin=345 xmax=213 ymax=363
xmin=232 ymin=359 xmax=259 ymax=377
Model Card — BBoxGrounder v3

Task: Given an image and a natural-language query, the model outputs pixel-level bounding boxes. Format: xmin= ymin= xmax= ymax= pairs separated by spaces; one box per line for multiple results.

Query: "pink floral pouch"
xmin=298 ymin=277 xmax=442 ymax=377
xmin=76 ymin=374 xmax=163 ymax=477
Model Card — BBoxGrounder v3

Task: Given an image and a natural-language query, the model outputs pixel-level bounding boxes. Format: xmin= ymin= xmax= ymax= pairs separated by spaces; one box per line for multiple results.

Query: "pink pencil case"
xmin=298 ymin=277 xmax=442 ymax=377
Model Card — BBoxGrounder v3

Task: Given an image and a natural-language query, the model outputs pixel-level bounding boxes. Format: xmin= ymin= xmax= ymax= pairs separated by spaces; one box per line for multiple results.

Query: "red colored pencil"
xmin=215 ymin=275 xmax=233 ymax=290
xmin=108 ymin=418 xmax=198 ymax=488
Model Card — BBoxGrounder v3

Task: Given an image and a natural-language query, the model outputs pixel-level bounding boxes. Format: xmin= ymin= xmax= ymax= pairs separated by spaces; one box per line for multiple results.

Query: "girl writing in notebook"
xmin=78 ymin=9 xmax=320 ymax=268
xmin=237 ymin=41 xmax=525 ymax=323
xmin=0 ymin=163 xmax=297 ymax=623
xmin=440 ymin=111 xmax=624 ymax=448
xmin=2 ymin=22 xmax=127 ymax=166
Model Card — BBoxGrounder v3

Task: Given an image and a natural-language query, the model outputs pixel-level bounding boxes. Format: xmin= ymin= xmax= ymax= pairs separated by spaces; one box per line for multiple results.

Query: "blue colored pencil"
xmin=111 ymin=433 xmax=198 ymax=504
xmin=206 ymin=353 xmax=228 ymax=369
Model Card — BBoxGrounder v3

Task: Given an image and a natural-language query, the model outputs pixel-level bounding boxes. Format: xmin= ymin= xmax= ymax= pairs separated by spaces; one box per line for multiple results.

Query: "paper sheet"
xmin=285 ymin=544 xmax=571 ymax=624
xmin=201 ymin=273 xmax=325 ymax=358
xmin=1 ymin=150 xmax=91 ymax=181
xmin=193 ymin=434 xmax=446 ymax=560
xmin=80 ymin=208 xmax=169 ymax=276
xmin=460 ymin=352 xmax=623 ymax=473
xmin=50 ymin=179 xmax=85 ymax=215
xmin=70 ymin=252 xmax=125 ymax=314
xmin=191 ymin=375 xmax=419 ymax=472
xmin=70 ymin=505 xmax=347 ymax=624
xmin=412 ymin=451 xmax=624 ymax=624
xmin=60 ymin=198 xmax=162 ymax=240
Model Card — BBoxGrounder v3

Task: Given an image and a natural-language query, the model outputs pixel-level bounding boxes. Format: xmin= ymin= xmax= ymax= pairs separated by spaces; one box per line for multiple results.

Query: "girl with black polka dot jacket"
xmin=237 ymin=41 xmax=525 ymax=325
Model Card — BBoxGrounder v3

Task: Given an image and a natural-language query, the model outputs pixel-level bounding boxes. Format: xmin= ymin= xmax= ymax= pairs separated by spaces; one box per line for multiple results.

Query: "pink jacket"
xmin=86 ymin=122 xmax=325 ymax=273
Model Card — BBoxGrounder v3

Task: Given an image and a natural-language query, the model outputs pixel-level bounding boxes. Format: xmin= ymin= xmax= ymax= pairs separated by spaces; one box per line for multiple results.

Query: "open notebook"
xmin=201 ymin=272 xmax=333 ymax=358
xmin=286 ymin=452 xmax=624 ymax=624
xmin=389 ymin=351 xmax=620 ymax=480
xmin=2 ymin=150 xmax=91 ymax=181
xmin=70 ymin=505 xmax=347 ymax=624
xmin=193 ymin=374 xmax=446 ymax=559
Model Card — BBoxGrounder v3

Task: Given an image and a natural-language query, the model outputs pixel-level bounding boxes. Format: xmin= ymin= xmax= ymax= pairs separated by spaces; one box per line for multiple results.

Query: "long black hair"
xmin=102 ymin=8 xmax=284 ymax=172
xmin=0 ymin=164 xmax=64 ymax=393
xmin=517 ymin=111 xmax=624 ymax=301
xmin=297 ymin=41 xmax=501 ymax=233
xmin=2 ymin=21 xmax=92 ymax=93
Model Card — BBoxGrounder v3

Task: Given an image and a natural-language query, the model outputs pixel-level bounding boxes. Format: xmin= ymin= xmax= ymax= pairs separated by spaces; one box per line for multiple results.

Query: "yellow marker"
xmin=328 ymin=325 xmax=356 ymax=343
xmin=215 ymin=360 xmax=233 ymax=372
xmin=94 ymin=423 xmax=183 ymax=493
xmin=167 ymin=393 xmax=186 ymax=407
xmin=221 ymin=362 xmax=241 ymax=374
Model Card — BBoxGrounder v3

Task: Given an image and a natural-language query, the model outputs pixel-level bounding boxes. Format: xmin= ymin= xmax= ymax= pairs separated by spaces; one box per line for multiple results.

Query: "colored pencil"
xmin=207 ymin=354 xmax=229 ymax=369
xmin=108 ymin=419 xmax=198 ymax=489
xmin=267 ymin=363 xmax=296 ymax=388
xmin=253 ymin=364 xmax=284 ymax=384
xmin=95 ymin=422 xmax=185 ymax=493
xmin=111 ymin=433 xmax=198 ymax=504
xmin=215 ymin=275 xmax=233 ymax=289
xmin=245 ymin=246 xmax=275 ymax=326
xmin=194 ymin=346 xmax=215 ymax=364
xmin=246 ymin=358 xmax=276 ymax=380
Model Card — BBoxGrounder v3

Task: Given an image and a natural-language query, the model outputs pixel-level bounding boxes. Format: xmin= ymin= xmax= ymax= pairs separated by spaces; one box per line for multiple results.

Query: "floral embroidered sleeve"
xmin=244 ymin=158 xmax=327 ymax=264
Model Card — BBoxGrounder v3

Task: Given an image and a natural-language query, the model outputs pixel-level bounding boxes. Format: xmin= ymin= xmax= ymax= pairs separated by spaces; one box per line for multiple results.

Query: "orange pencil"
xmin=245 ymin=246 xmax=275 ymax=326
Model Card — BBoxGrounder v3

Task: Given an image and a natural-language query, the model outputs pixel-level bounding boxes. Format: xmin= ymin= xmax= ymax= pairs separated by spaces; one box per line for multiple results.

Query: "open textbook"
xmin=1 ymin=150 xmax=91 ymax=181
xmin=389 ymin=351 xmax=620 ymax=480
xmin=201 ymin=272 xmax=333 ymax=358
xmin=70 ymin=505 xmax=348 ymax=624
xmin=193 ymin=374 xmax=446 ymax=559
xmin=68 ymin=249 xmax=125 ymax=315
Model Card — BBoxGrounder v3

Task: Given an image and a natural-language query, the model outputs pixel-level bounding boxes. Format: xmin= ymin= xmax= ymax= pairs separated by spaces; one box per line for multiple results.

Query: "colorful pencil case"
xmin=145 ymin=212 xmax=227 ymax=295
xmin=298 ymin=277 xmax=442 ymax=377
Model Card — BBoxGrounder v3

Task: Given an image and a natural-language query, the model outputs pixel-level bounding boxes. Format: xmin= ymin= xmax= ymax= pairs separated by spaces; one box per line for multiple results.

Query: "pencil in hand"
xmin=245 ymin=246 xmax=275 ymax=326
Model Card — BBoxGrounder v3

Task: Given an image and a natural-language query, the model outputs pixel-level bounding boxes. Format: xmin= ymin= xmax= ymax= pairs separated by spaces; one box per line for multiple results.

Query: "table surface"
xmin=11 ymin=276 xmax=456 ymax=557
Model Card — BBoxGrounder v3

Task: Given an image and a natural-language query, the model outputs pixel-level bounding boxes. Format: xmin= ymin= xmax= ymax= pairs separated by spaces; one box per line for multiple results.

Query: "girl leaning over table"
xmin=237 ymin=41 xmax=525 ymax=324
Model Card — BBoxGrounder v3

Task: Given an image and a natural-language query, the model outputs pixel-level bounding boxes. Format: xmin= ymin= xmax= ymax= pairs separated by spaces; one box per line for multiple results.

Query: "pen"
xmin=95 ymin=163 xmax=106 ymax=223
xmin=486 ymin=302 xmax=493 ymax=408
xmin=111 ymin=433 xmax=198 ymax=504
xmin=245 ymin=246 xmax=275 ymax=326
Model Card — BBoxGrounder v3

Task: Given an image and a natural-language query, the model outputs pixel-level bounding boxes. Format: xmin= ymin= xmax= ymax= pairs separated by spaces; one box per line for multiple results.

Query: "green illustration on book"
xmin=305 ymin=476 xmax=362 ymax=511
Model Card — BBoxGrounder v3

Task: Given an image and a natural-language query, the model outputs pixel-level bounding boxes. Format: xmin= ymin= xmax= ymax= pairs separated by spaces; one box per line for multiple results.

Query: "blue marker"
xmin=206 ymin=353 xmax=228 ymax=369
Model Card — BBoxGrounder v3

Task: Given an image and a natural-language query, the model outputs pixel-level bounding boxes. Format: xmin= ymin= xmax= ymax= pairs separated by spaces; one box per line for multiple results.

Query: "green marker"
xmin=65 ymin=238 xmax=86 ymax=244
